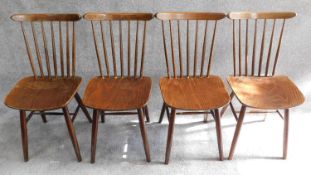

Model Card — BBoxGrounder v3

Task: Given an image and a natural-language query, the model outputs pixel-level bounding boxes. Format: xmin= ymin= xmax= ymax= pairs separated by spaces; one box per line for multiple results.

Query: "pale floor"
xmin=0 ymin=76 xmax=310 ymax=175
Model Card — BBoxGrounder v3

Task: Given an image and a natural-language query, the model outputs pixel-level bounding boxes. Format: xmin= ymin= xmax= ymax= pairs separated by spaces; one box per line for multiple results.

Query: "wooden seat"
xmin=5 ymin=76 xmax=82 ymax=111
xmin=83 ymin=77 xmax=151 ymax=111
xmin=221 ymin=12 xmax=305 ymax=160
xmin=5 ymin=14 xmax=92 ymax=162
xmin=83 ymin=13 xmax=153 ymax=163
xmin=227 ymin=75 xmax=304 ymax=109
xmin=156 ymin=12 xmax=227 ymax=164
xmin=160 ymin=76 xmax=230 ymax=110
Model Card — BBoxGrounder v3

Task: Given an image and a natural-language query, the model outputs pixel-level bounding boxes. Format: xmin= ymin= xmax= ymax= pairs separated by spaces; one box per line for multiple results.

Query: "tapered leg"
xmin=229 ymin=102 xmax=238 ymax=121
xmin=91 ymin=109 xmax=99 ymax=163
xmin=220 ymin=92 xmax=235 ymax=117
xmin=74 ymin=93 xmax=92 ymax=123
xmin=283 ymin=109 xmax=289 ymax=159
xmin=165 ymin=108 xmax=176 ymax=164
xmin=144 ymin=106 xmax=150 ymax=123
xmin=71 ymin=106 xmax=80 ymax=122
xmin=229 ymin=105 xmax=246 ymax=160
xmin=137 ymin=108 xmax=151 ymax=162
xmin=63 ymin=107 xmax=82 ymax=162
xmin=20 ymin=110 xmax=28 ymax=162
xmin=165 ymin=106 xmax=170 ymax=121
xmin=101 ymin=110 xmax=105 ymax=123
xmin=40 ymin=111 xmax=47 ymax=123
xmin=158 ymin=103 xmax=166 ymax=123
xmin=214 ymin=109 xmax=224 ymax=160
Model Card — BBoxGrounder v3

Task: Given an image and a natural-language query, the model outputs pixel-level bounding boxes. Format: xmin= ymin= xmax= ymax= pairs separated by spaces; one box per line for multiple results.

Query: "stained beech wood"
xmin=20 ymin=110 xmax=28 ymax=162
xmin=137 ymin=109 xmax=151 ymax=162
xmin=83 ymin=13 xmax=152 ymax=163
xmin=160 ymin=76 xmax=230 ymax=110
xmin=91 ymin=109 xmax=99 ymax=163
xmin=156 ymin=12 xmax=226 ymax=20
xmin=283 ymin=109 xmax=289 ymax=159
xmin=7 ymin=13 xmax=88 ymax=162
xmin=165 ymin=108 xmax=176 ymax=164
xmin=228 ymin=105 xmax=246 ymax=160
xmin=63 ymin=107 xmax=82 ymax=162
xmin=83 ymin=77 xmax=151 ymax=111
xmin=11 ymin=14 xmax=81 ymax=21
xmin=5 ymin=76 xmax=82 ymax=111
xmin=157 ymin=12 xmax=228 ymax=163
xmin=84 ymin=13 xmax=153 ymax=21
xmin=214 ymin=109 xmax=224 ymax=161
xmin=227 ymin=76 xmax=304 ymax=109
xmin=228 ymin=12 xmax=296 ymax=20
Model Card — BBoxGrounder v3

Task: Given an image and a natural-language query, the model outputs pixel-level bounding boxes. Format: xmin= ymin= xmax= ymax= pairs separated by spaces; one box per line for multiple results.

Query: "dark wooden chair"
xmin=221 ymin=12 xmax=305 ymax=160
xmin=4 ymin=14 xmax=93 ymax=162
xmin=155 ymin=12 xmax=229 ymax=164
xmin=83 ymin=13 xmax=153 ymax=163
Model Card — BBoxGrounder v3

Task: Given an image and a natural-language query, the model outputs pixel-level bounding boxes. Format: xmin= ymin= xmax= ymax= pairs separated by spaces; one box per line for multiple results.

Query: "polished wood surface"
xmin=156 ymin=12 xmax=226 ymax=20
xmin=84 ymin=13 xmax=151 ymax=78
xmin=5 ymin=76 xmax=82 ymax=111
xmin=227 ymin=75 xmax=304 ymax=109
xmin=6 ymin=13 xmax=86 ymax=162
xmin=157 ymin=12 xmax=223 ymax=78
xmin=84 ymin=12 xmax=153 ymax=21
xmin=11 ymin=13 xmax=81 ymax=21
xmin=160 ymin=76 xmax=230 ymax=110
xmin=84 ymin=13 xmax=152 ymax=163
xmin=228 ymin=12 xmax=296 ymax=20
xmin=83 ymin=77 xmax=151 ymax=111
xmin=20 ymin=110 xmax=28 ymax=161
xmin=158 ymin=12 xmax=227 ymax=163
xmin=63 ymin=107 xmax=82 ymax=162
xmin=229 ymin=12 xmax=295 ymax=76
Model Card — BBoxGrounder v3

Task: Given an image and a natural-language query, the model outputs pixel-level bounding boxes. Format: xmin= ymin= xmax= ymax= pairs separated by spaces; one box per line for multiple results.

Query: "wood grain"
xmin=84 ymin=13 xmax=153 ymax=21
xmin=160 ymin=76 xmax=230 ymax=110
xmin=228 ymin=12 xmax=296 ymax=19
xmin=227 ymin=76 xmax=305 ymax=109
xmin=83 ymin=77 xmax=152 ymax=111
xmin=156 ymin=12 xmax=226 ymax=20
xmin=5 ymin=76 xmax=82 ymax=111
xmin=11 ymin=13 xmax=80 ymax=21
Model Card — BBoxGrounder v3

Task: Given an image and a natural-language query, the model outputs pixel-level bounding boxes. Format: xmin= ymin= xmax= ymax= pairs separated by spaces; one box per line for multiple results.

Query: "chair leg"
xmin=144 ymin=106 xmax=150 ymax=123
xmin=100 ymin=110 xmax=105 ymax=123
xmin=165 ymin=108 xmax=176 ymax=164
xmin=91 ymin=109 xmax=99 ymax=163
xmin=137 ymin=108 xmax=151 ymax=162
xmin=228 ymin=105 xmax=247 ymax=160
xmin=214 ymin=109 xmax=224 ymax=161
xmin=71 ymin=105 xmax=80 ymax=122
xmin=158 ymin=103 xmax=166 ymax=123
xmin=220 ymin=92 xmax=235 ymax=117
xmin=165 ymin=106 xmax=170 ymax=121
xmin=40 ymin=111 xmax=47 ymax=123
xmin=74 ymin=93 xmax=92 ymax=123
xmin=20 ymin=110 xmax=28 ymax=162
xmin=62 ymin=107 xmax=82 ymax=162
xmin=283 ymin=109 xmax=289 ymax=159
xmin=229 ymin=102 xmax=238 ymax=121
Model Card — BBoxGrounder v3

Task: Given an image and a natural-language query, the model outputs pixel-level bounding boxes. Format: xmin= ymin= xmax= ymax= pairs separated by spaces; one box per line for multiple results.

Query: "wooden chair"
xmin=155 ymin=12 xmax=230 ymax=164
xmin=222 ymin=12 xmax=305 ymax=160
xmin=83 ymin=13 xmax=153 ymax=163
xmin=4 ymin=14 xmax=93 ymax=162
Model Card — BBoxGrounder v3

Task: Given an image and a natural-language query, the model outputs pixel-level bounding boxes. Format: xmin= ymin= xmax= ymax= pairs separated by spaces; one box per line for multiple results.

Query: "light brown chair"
xmin=155 ymin=12 xmax=230 ymax=164
xmin=221 ymin=12 xmax=305 ymax=160
xmin=83 ymin=13 xmax=153 ymax=163
xmin=4 ymin=14 xmax=92 ymax=162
